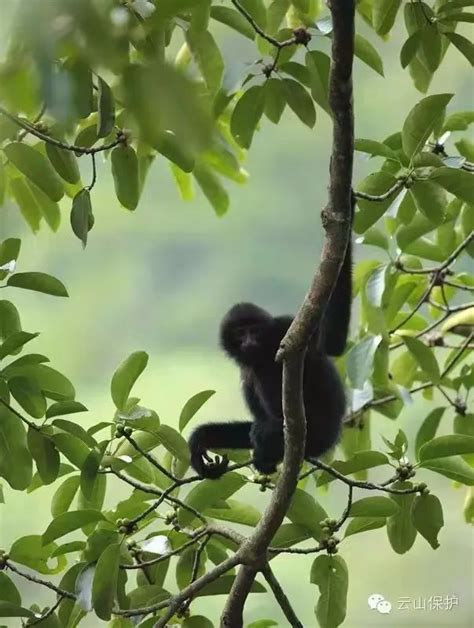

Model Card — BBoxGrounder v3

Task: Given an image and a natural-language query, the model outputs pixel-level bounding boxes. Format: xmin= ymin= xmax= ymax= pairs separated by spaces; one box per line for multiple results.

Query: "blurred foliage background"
xmin=0 ymin=1 xmax=472 ymax=626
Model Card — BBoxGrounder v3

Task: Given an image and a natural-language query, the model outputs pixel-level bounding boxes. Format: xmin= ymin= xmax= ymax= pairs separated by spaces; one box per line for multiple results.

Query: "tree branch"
xmin=220 ymin=2 xmax=356 ymax=625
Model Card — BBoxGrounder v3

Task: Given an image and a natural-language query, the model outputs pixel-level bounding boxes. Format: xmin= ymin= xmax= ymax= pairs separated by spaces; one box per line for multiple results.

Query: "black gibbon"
xmin=189 ymin=216 xmax=352 ymax=479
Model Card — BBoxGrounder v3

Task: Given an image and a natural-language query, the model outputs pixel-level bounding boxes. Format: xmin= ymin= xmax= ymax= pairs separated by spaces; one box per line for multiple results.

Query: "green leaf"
xmin=287 ymin=488 xmax=327 ymax=539
xmin=305 ymin=51 xmax=330 ymax=114
xmin=354 ymin=139 xmax=398 ymax=160
xmin=373 ymin=0 xmax=402 ymax=35
xmin=0 ymin=601 xmax=34 ymax=618
xmin=68 ymin=59 xmax=93 ymax=118
xmin=155 ymin=424 xmax=190 ymax=463
xmin=27 ymin=180 xmax=61 ymax=232
xmin=0 ymin=405 xmax=32 ymax=490
xmin=411 ymin=493 xmax=443 ymax=549
xmin=344 ymin=517 xmax=386 ymax=538
xmin=354 ymin=172 xmax=398 ymax=233
xmin=9 ymin=535 xmax=65 ymax=575
xmin=409 ymin=180 xmax=446 ymax=224
xmin=97 ymin=77 xmax=116 ymax=138
xmin=6 ymin=364 xmax=75 ymax=401
xmin=111 ymin=145 xmax=140 ymax=211
xmin=402 ymin=335 xmax=440 ymax=383
xmin=197 ymin=574 xmax=265 ymax=597
xmin=210 ymin=6 xmax=255 ymax=39
xmin=264 ymin=78 xmax=287 ymax=124
xmin=282 ymin=79 xmax=316 ymax=128
xmin=43 ymin=510 xmax=105 ymax=545
xmin=349 ymin=496 xmax=399 ymax=517
xmin=179 ymin=472 xmax=245 ymax=526
xmin=421 ymin=455 xmax=474 ymax=485
xmin=51 ymin=475 xmax=80 ymax=517
xmin=0 ymin=238 xmax=21 ymax=278
xmin=354 ymin=34 xmax=384 ymax=76
xmin=179 ymin=390 xmax=215 ymax=432
xmin=402 ymin=94 xmax=453 ymax=159
xmin=9 ymin=177 xmax=42 ymax=233
xmin=400 ymin=32 xmax=421 ymax=68
xmin=27 ymin=427 xmax=60 ymax=485
xmin=186 ymin=29 xmax=224 ymax=94
xmin=122 ymin=62 xmax=212 ymax=153
xmin=365 ymin=264 xmax=386 ymax=307
xmin=70 ymin=189 xmax=94 ymax=248
xmin=45 ymin=144 xmax=80 ymax=184
xmin=357 ymin=227 xmax=389 ymax=252
xmin=430 ymin=167 xmax=474 ymax=204
xmin=415 ymin=408 xmax=445 ymax=458
xmin=280 ymin=62 xmax=311 ymax=87
xmin=183 ymin=617 xmax=214 ymax=628
xmin=271 ymin=523 xmax=310 ymax=548
xmin=177 ymin=547 xmax=206 ymax=590
xmin=445 ymin=32 xmax=474 ymax=65
xmin=4 ymin=142 xmax=64 ymax=201
xmin=230 ymin=85 xmax=265 ymax=148
xmin=0 ymin=300 xmax=21 ymax=342
xmin=156 ymin=131 xmax=195 ymax=173
xmin=7 ymin=272 xmax=68 ymax=297
xmin=0 ymin=573 xmax=21 ymax=605
xmin=193 ymin=163 xmax=229 ymax=216
xmin=80 ymin=447 xmax=104 ymax=501
xmin=442 ymin=110 xmax=474 ymax=132
xmin=46 ymin=400 xmax=88 ymax=419
xmin=53 ymin=433 xmax=89 ymax=468
xmin=0 ymin=331 xmax=38 ymax=360
xmin=310 ymin=555 xmax=348 ymax=628
xmin=111 ymin=351 xmax=148 ymax=411
xmin=170 ymin=163 xmax=193 ymax=200
xmin=9 ymin=376 xmax=46 ymax=418
xmin=206 ymin=499 xmax=261 ymax=526
xmin=419 ymin=435 xmax=474 ymax=462
xmin=440 ymin=10 xmax=474 ymax=22
xmin=346 ymin=334 xmax=382 ymax=389
xmin=386 ymin=483 xmax=417 ymax=554
xmin=92 ymin=543 xmax=121 ymax=621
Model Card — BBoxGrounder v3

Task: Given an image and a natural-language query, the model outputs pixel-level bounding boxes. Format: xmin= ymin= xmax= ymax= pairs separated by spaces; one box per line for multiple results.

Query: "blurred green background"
xmin=0 ymin=3 xmax=473 ymax=626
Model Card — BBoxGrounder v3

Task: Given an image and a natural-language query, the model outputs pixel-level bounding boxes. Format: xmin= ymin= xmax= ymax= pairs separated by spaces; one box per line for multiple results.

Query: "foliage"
xmin=0 ymin=0 xmax=473 ymax=627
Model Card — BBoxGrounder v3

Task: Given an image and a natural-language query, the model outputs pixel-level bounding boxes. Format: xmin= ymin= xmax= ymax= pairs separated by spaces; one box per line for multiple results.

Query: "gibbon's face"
xmin=220 ymin=303 xmax=273 ymax=366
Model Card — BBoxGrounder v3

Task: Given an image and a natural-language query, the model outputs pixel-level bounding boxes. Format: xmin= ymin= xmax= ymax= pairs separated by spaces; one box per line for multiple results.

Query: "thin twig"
xmin=309 ymin=460 xmax=420 ymax=494
xmin=6 ymin=561 xmax=75 ymax=600
xmin=389 ymin=274 xmax=437 ymax=333
xmin=354 ymin=179 xmax=405 ymax=202
xmin=0 ymin=397 xmax=40 ymax=431
xmin=121 ymin=531 xmax=209 ymax=570
xmin=261 ymin=564 xmax=304 ymax=628
xmin=0 ymin=105 xmax=124 ymax=155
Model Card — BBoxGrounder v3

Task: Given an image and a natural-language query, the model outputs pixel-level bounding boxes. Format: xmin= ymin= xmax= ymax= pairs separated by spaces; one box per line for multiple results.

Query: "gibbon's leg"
xmin=188 ymin=421 xmax=252 ymax=479
xmin=250 ymin=422 xmax=284 ymax=475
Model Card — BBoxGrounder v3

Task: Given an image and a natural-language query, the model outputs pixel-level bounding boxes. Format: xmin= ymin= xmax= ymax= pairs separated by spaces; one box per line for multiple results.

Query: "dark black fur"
xmin=189 ymin=229 xmax=352 ymax=479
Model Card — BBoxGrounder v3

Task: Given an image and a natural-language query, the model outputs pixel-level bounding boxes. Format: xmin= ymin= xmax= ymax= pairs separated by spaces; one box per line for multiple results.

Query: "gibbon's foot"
xmin=192 ymin=450 xmax=229 ymax=479
xmin=252 ymin=456 xmax=278 ymax=476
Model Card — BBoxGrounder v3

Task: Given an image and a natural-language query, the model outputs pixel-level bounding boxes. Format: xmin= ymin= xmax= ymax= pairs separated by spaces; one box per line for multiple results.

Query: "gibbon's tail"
xmin=322 ymin=197 xmax=354 ymax=357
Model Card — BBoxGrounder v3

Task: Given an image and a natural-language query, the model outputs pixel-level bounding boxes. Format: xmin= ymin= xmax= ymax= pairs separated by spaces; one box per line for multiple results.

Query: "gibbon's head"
xmin=220 ymin=302 xmax=273 ymax=365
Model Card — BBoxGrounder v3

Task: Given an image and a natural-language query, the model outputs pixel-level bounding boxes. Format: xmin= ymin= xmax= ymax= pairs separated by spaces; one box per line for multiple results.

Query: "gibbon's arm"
xmin=189 ymin=421 xmax=252 ymax=479
xmin=321 ymin=198 xmax=354 ymax=357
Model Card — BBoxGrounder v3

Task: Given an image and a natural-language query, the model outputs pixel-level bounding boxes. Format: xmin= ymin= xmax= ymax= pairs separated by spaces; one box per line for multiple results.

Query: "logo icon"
xmin=368 ymin=594 xmax=392 ymax=614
